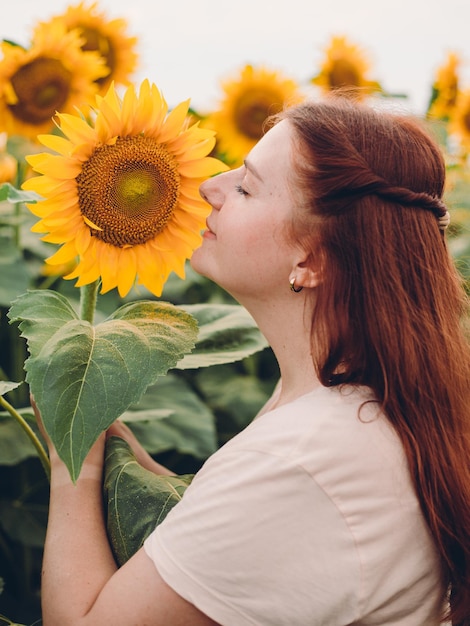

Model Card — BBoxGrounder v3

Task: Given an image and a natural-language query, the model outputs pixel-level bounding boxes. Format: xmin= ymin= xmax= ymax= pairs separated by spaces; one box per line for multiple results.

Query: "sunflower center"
xmin=78 ymin=25 xmax=115 ymax=87
xmin=9 ymin=58 xmax=72 ymax=125
xmin=76 ymin=136 xmax=180 ymax=247
xmin=329 ymin=59 xmax=361 ymax=88
xmin=234 ymin=89 xmax=283 ymax=139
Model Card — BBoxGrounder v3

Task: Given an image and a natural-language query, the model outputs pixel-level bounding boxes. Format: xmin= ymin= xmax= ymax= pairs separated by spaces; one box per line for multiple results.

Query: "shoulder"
xmin=224 ymin=383 xmax=398 ymax=463
xmin=184 ymin=383 xmax=406 ymax=514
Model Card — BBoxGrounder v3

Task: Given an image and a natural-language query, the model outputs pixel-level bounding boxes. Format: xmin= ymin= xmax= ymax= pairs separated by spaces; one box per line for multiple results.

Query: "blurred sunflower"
xmin=38 ymin=1 xmax=138 ymax=93
xmin=202 ymin=64 xmax=304 ymax=166
xmin=0 ymin=20 xmax=107 ymax=139
xmin=448 ymin=89 xmax=470 ymax=155
xmin=39 ymin=259 xmax=78 ymax=281
xmin=428 ymin=52 xmax=460 ymax=120
xmin=22 ymin=80 xmax=228 ymax=298
xmin=311 ymin=35 xmax=381 ymax=98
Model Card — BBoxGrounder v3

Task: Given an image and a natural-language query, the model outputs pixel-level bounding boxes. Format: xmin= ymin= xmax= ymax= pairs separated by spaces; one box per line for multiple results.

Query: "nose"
xmin=199 ymin=173 xmax=226 ymax=210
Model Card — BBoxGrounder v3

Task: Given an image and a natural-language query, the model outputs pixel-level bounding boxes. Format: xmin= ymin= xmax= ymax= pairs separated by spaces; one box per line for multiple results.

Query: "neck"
xmin=241 ymin=292 xmax=321 ymax=407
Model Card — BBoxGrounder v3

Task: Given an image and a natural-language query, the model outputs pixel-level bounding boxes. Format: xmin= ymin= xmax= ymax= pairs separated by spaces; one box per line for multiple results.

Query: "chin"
xmin=189 ymin=248 xmax=210 ymax=278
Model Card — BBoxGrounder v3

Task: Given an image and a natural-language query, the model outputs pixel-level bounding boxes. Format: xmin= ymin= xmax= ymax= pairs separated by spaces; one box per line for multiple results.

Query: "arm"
xmin=34 ymin=403 xmax=218 ymax=626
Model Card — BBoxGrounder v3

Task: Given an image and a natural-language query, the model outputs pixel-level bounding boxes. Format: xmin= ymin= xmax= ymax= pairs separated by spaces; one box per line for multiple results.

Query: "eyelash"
xmin=235 ymin=184 xmax=248 ymax=196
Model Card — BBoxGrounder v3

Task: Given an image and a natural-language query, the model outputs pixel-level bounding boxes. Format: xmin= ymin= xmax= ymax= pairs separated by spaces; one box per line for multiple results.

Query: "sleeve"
xmin=143 ymin=448 xmax=361 ymax=626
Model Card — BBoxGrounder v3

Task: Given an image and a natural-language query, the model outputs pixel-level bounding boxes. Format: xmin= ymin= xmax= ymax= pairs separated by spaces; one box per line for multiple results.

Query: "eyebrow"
xmin=244 ymin=158 xmax=263 ymax=182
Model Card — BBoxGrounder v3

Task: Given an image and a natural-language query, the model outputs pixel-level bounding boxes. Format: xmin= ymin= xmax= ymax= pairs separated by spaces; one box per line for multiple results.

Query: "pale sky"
xmin=3 ymin=0 xmax=470 ymax=115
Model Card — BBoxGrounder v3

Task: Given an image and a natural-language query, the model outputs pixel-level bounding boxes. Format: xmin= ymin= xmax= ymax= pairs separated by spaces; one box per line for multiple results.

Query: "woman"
xmin=35 ymin=97 xmax=470 ymax=625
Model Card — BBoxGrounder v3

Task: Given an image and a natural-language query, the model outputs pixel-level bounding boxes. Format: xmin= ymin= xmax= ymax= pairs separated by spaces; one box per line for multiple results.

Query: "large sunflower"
xmin=202 ymin=64 xmax=304 ymax=167
xmin=22 ymin=80 xmax=228 ymax=298
xmin=428 ymin=52 xmax=460 ymax=120
xmin=0 ymin=20 xmax=107 ymax=139
xmin=37 ymin=1 xmax=138 ymax=93
xmin=311 ymin=35 xmax=381 ymax=98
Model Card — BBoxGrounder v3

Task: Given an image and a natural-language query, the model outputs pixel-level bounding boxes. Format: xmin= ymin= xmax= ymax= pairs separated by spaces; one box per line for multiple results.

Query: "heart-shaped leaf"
xmin=8 ymin=290 xmax=198 ymax=481
xmin=104 ymin=436 xmax=193 ymax=565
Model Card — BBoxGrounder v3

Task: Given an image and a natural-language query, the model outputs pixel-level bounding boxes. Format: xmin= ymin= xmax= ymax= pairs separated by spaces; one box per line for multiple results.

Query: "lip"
xmin=203 ymin=220 xmax=216 ymax=238
xmin=203 ymin=228 xmax=216 ymax=240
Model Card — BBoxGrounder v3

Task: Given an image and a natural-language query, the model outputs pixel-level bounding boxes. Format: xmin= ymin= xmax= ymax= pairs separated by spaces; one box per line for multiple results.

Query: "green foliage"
xmin=445 ymin=170 xmax=470 ymax=293
xmin=0 ymin=410 xmax=37 ymax=466
xmin=176 ymin=303 xmax=268 ymax=368
xmin=0 ymin=240 xmax=30 ymax=308
xmin=104 ymin=436 xmax=193 ymax=566
xmin=0 ymin=183 xmax=41 ymax=205
xmin=120 ymin=374 xmax=218 ymax=460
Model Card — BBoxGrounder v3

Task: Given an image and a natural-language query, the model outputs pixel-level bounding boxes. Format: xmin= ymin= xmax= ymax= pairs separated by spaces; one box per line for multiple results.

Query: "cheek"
xmin=190 ymin=211 xmax=289 ymax=285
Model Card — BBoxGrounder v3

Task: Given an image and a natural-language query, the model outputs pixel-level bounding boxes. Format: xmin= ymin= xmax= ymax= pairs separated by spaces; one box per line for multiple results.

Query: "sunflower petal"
xmin=178 ymin=156 xmax=229 ymax=178
xmin=26 ymin=153 xmax=82 ymax=178
xmin=96 ymin=83 xmax=125 ymax=139
xmin=158 ymin=100 xmax=190 ymax=143
xmin=166 ymin=124 xmax=215 ymax=153
xmin=175 ymin=137 xmax=216 ymax=162
xmin=99 ymin=245 xmax=120 ymax=294
xmin=46 ymin=240 xmax=78 ymax=265
xmin=116 ymin=247 xmax=137 ymax=297
xmin=55 ymin=112 xmax=97 ymax=146
xmin=37 ymin=134 xmax=73 ymax=156
xmin=180 ymin=179 xmax=208 ymax=201
xmin=23 ymin=176 xmax=72 ymax=197
xmin=68 ymin=258 xmax=101 ymax=286
xmin=136 ymin=250 xmax=166 ymax=296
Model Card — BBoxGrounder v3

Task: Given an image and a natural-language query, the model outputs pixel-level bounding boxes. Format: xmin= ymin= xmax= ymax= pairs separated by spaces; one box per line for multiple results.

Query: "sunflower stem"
xmin=79 ymin=280 xmax=100 ymax=324
xmin=0 ymin=394 xmax=50 ymax=481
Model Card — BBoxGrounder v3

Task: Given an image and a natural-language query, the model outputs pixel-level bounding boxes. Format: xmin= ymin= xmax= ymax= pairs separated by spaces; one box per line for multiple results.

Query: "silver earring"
xmin=289 ymin=278 xmax=303 ymax=293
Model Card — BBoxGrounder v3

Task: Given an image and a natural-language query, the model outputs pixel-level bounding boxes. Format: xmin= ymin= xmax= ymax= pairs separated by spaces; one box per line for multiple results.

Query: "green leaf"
xmin=195 ymin=366 xmax=271 ymax=442
xmin=8 ymin=289 xmax=78 ymax=354
xmin=104 ymin=436 xmax=193 ymax=565
xmin=0 ymin=381 xmax=22 ymax=396
xmin=0 ymin=413 xmax=38 ymax=465
xmin=122 ymin=373 xmax=217 ymax=459
xmin=0 ymin=496 xmax=47 ymax=548
xmin=0 ymin=182 xmax=42 ymax=204
xmin=8 ymin=291 xmax=198 ymax=481
xmin=176 ymin=303 xmax=268 ymax=369
xmin=0 ymin=239 xmax=31 ymax=306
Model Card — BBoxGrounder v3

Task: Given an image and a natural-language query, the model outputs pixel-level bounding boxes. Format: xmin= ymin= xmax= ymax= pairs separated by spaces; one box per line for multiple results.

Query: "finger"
xmin=106 ymin=420 xmax=132 ymax=439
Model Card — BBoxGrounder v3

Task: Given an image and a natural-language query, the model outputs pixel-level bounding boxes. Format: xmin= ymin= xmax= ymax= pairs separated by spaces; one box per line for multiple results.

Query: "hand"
xmin=107 ymin=420 xmax=174 ymax=476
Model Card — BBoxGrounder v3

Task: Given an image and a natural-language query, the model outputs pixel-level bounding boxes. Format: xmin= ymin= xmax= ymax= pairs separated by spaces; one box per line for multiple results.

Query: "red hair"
xmin=280 ymin=98 xmax=470 ymax=625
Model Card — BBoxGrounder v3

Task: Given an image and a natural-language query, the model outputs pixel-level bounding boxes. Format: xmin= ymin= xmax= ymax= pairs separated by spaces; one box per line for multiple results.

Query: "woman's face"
xmin=191 ymin=120 xmax=301 ymax=302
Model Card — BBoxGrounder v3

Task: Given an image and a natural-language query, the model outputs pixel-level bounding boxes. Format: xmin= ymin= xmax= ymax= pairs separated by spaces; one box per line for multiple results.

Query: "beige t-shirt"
xmin=144 ymin=384 xmax=446 ymax=625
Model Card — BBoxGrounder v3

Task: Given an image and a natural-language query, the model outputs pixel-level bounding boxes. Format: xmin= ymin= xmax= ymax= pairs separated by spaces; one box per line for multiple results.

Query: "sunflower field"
xmin=0 ymin=3 xmax=469 ymax=625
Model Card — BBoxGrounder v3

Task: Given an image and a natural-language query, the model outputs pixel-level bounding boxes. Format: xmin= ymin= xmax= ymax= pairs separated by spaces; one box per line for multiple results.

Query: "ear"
xmin=289 ymin=251 xmax=323 ymax=290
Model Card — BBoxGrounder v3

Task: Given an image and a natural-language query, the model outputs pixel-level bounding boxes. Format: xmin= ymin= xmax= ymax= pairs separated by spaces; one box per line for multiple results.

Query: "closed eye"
xmin=235 ymin=184 xmax=248 ymax=196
